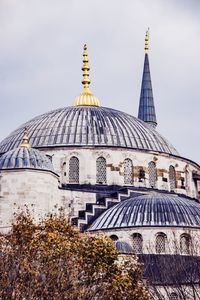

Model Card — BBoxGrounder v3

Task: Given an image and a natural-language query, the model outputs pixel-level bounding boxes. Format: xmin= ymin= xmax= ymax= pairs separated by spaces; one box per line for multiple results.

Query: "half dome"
xmin=0 ymin=106 xmax=178 ymax=155
xmin=0 ymin=147 xmax=54 ymax=172
xmin=88 ymin=193 xmax=200 ymax=230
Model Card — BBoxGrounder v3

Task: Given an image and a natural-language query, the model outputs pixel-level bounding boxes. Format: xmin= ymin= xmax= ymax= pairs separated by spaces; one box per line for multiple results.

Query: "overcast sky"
xmin=0 ymin=0 xmax=199 ymax=163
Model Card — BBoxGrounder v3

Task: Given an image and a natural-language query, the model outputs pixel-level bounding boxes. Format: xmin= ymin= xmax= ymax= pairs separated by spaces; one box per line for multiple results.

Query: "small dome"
xmin=0 ymin=147 xmax=54 ymax=172
xmin=88 ymin=193 xmax=200 ymax=230
xmin=115 ymin=241 xmax=133 ymax=254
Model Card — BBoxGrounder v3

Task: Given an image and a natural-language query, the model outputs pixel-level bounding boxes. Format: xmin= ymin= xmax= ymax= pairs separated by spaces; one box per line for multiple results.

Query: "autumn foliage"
xmin=0 ymin=213 xmax=149 ymax=300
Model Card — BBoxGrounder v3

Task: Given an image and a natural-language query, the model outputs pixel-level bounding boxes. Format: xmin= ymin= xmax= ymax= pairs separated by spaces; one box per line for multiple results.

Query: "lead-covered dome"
xmin=88 ymin=193 xmax=200 ymax=230
xmin=0 ymin=106 xmax=178 ymax=155
xmin=0 ymin=147 xmax=54 ymax=172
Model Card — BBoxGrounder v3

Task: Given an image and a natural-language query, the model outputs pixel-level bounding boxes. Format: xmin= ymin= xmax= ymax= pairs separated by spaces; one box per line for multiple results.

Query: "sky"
xmin=0 ymin=0 xmax=199 ymax=163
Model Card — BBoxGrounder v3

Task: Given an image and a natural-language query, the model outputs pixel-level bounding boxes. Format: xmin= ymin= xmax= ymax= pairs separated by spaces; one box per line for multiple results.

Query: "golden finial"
xmin=74 ymin=44 xmax=100 ymax=107
xmin=82 ymin=44 xmax=91 ymax=89
xmin=20 ymin=127 xmax=31 ymax=148
xmin=144 ymin=29 xmax=149 ymax=53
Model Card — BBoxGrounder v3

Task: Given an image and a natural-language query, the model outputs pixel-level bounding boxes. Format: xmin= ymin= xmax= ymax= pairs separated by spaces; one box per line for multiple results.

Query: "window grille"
xmin=169 ymin=293 xmax=179 ymax=300
xmin=169 ymin=165 xmax=176 ymax=191
xmin=124 ymin=158 xmax=133 ymax=184
xmin=180 ymin=234 xmax=191 ymax=254
xmin=148 ymin=161 xmax=157 ymax=188
xmin=156 ymin=233 xmax=167 ymax=253
xmin=96 ymin=157 xmax=107 ymax=184
xmin=69 ymin=156 xmax=79 ymax=183
xmin=132 ymin=233 xmax=143 ymax=253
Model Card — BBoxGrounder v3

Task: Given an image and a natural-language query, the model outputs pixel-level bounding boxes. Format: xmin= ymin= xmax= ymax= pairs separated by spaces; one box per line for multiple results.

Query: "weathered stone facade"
xmin=45 ymin=147 xmax=200 ymax=197
xmin=0 ymin=146 xmax=199 ymax=232
xmin=0 ymin=169 xmax=59 ymax=232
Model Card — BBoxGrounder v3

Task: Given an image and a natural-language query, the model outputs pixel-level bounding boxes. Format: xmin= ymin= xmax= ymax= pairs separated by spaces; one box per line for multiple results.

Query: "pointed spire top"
xmin=144 ymin=29 xmax=149 ymax=53
xmin=20 ymin=128 xmax=31 ymax=148
xmin=74 ymin=44 xmax=100 ymax=107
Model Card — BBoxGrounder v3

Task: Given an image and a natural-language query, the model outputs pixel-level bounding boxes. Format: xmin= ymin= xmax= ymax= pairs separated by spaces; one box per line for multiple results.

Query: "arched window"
xmin=132 ymin=233 xmax=143 ymax=253
xmin=96 ymin=157 xmax=107 ymax=184
xmin=148 ymin=161 xmax=157 ymax=188
xmin=169 ymin=165 xmax=176 ymax=191
xmin=180 ymin=234 xmax=191 ymax=254
xmin=69 ymin=156 xmax=79 ymax=183
xmin=156 ymin=233 xmax=167 ymax=254
xmin=169 ymin=292 xmax=179 ymax=300
xmin=124 ymin=158 xmax=133 ymax=185
xmin=110 ymin=235 xmax=118 ymax=241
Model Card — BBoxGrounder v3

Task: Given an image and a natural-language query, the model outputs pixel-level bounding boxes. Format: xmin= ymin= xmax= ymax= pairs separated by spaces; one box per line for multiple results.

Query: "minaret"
xmin=138 ymin=30 xmax=157 ymax=128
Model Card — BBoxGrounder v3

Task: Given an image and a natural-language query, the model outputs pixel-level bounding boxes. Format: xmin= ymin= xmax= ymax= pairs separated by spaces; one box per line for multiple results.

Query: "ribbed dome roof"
xmin=0 ymin=147 xmax=54 ymax=172
xmin=0 ymin=107 xmax=178 ymax=155
xmin=88 ymin=193 xmax=200 ymax=230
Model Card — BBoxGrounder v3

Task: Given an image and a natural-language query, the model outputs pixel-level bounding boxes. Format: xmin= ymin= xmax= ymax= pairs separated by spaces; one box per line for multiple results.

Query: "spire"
xmin=138 ymin=30 xmax=157 ymax=128
xmin=74 ymin=44 xmax=100 ymax=107
xmin=20 ymin=127 xmax=31 ymax=148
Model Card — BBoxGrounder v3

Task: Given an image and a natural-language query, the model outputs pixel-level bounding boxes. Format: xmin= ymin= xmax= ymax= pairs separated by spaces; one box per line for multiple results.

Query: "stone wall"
xmin=0 ymin=169 xmax=59 ymax=233
xmin=44 ymin=147 xmax=200 ymax=199
xmin=59 ymin=189 xmax=96 ymax=218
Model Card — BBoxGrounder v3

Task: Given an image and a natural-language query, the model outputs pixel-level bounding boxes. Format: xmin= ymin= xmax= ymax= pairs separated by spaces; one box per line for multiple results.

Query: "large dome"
xmin=88 ymin=193 xmax=200 ymax=230
xmin=0 ymin=106 xmax=178 ymax=155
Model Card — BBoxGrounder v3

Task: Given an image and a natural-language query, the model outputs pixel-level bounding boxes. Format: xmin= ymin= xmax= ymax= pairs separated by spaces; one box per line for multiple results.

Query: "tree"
xmin=0 ymin=213 xmax=150 ymax=300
